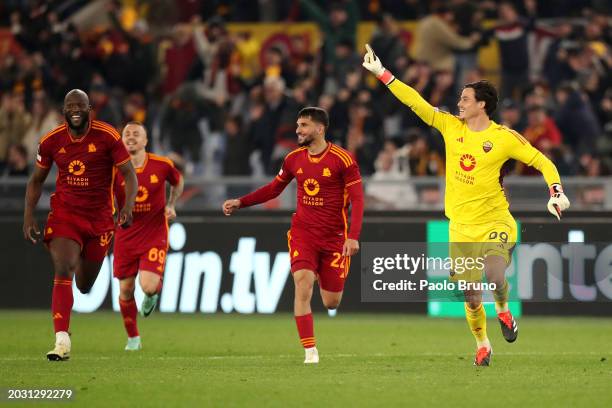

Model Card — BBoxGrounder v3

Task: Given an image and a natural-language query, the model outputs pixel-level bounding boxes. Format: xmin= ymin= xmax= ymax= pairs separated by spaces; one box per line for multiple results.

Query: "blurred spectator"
xmin=89 ymin=77 xmax=122 ymax=127
xmin=368 ymin=13 xmax=407 ymax=73
xmin=222 ymin=115 xmax=252 ymax=197
xmin=414 ymin=5 xmax=479 ymax=72
xmin=299 ymin=0 xmax=358 ymax=69
xmin=425 ymin=70 xmax=456 ymax=112
xmin=554 ymin=83 xmax=601 ymax=155
xmin=160 ymin=85 xmax=206 ymax=165
xmin=346 ymin=100 xmax=383 ymax=176
xmin=492 ymin=0 xmax=537 ymax=99
xmin=324 ymin=40 xmax=361 ymax=94
xmin=498 ymin=98 xmax=525 ymax=132
xmin=22 ymin=91 xmax=61 ymax=161
xmin=259 ymin=76 xmax=300 ymax=174
xmin=0 ymin=92 xmax=31 ymax=171
xmin=5 ymin=143 xmax=30 ymax=176
xmin=407 ymin=132 xmax=444 ymax=176
xmin=366 ymin=144 xmax=417 ymax=209
xmin=542 ymin=22 xmax=576 ymax=89
xmin=516 ymin=104 xmax=562 ymax=175
xmin=222 ymin=115 xmax=252 ymax=176
xmin=160 ymin=23 xmax=196 ymax=95
xmin=451 ymin=0 xmax=486 ymax=87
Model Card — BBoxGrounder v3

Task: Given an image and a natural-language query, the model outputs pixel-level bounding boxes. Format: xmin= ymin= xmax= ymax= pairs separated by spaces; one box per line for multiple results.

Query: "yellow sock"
xmin=493 ymin=280 xmax=509 ymax=313
xmin=464 ymin=303 xmax=489 ymax=348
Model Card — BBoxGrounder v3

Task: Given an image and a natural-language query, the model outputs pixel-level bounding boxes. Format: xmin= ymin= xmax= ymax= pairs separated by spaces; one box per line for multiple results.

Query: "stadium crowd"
xmin=0 ymin=0 xmax=610 ymax=187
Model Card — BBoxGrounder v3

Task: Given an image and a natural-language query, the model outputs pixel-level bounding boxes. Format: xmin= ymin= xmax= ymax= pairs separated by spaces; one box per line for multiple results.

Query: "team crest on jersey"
xmin=88 ymin=143 xmax=96 ymax=153
xmin=322 ymin=168 xmax=331 ymax=177
xmin=303 ymin=178 xmax=320 ymax=196
xmin=459 ymin=154 xmax=476 ymax=172
xmin=482 ymin=140 xmax=493 ymax=153
xmin=297 ymin=168 xmax=303 ymax=174
xmin=456 ymin=137 xmax=464 ymax=143
xmin=68 ymin=160 xmax=86 ymax=175
xmin=150 ymin=174 xmax=159 ymax=183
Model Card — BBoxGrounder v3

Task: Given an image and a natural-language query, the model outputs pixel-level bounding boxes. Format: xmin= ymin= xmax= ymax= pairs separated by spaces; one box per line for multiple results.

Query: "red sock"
xmin=52 ymin=278 xmax=73 ymax=333
xmin=119 ymin=298 xmax=139 ymax=338
xmin=295 ymin=313 xmax=315 ymax=349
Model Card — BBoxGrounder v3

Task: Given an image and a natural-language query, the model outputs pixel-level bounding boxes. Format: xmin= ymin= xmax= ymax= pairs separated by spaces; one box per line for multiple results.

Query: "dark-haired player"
xmin=113 ymin=122 xmax=183 ymax=351
xmin=223 ymin=107 xmax=364 ymax=364
xmin=23 ymin=89 xmax=138 ymax=361
xmin=363 ymin=45 xmax=570 ymax=366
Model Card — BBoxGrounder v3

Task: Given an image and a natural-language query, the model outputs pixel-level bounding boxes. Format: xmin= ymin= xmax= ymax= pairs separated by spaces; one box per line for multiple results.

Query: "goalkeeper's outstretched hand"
xmin=362 ymin=44 xmax=385 ymax=77
xmin=547 ymin=184 xmax=570 ymax=220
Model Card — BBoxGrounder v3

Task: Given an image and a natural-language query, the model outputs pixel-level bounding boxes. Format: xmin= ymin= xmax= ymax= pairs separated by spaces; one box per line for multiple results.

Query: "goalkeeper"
xmin=362 ymin=44 xmax=570 ymax=366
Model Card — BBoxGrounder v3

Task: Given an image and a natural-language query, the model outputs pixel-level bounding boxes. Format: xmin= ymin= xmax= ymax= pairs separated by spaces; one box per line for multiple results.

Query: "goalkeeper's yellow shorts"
xmin=448 ymin=217 xmax=517 ymax=282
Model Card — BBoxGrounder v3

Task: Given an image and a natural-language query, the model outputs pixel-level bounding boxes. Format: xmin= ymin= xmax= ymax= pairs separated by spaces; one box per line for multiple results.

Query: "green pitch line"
xmin=0 ymin=312 xmax=610 ymax=407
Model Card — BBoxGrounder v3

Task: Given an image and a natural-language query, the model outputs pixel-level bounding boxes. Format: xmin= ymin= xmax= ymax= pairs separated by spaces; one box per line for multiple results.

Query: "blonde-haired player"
xmin=362 ymin=45 xmax=570 ymax=366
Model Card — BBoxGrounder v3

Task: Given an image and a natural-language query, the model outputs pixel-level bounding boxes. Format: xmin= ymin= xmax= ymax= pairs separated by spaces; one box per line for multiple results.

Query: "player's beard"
xmin=297 ymin=133 xmax=314 ymax=147
xmin=65 ymin=111 xmax=90 ymax=133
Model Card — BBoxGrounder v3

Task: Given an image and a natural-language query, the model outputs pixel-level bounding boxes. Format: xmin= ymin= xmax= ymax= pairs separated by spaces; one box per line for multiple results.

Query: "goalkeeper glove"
xmin=362 ymin=44 xmax=395 ymax=85
xmin=547 ymin=183 xmax=570 ymax=220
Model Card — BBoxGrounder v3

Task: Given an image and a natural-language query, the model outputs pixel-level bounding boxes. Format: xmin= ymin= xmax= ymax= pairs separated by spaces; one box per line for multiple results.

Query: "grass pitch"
xmin=1 ymin=311 xmax=611 ymax=407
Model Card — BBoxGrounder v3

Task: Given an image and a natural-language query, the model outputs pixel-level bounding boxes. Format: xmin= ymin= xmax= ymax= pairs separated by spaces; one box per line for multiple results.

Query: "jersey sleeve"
xmin=506 ymin=128 xmax=561 ymax=186
xmin=36 ymin=137 xmax=54 ymax=169
xmin=387 ymin=78 xmax=459 ymax=138
xmin=275 ymin=155 xmax=295 ymax=184
xmin=166 ymin=161 xmax=181 ymax=186
xmin=106 ymin=129 xmax=130 ymax=166
xmin=343 ymin=161 xmax=362 ymax=187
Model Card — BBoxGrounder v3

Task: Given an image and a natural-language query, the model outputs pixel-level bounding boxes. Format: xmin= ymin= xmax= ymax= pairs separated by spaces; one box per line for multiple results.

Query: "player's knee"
xmin=323 ymin=297 xmax=341 ymax=310
xmin=119 ymin=287 xmax=135 ymax=300
xmin=141 ymin=282 xmax=158 ymax=296
xmin=54 ymin=259 xmax=79 ymax=278
xmin=76 ymin=280 xmax=93 ymax=294
xmin=294 ymin=282 xmax=313 ymax=302
xmin=466 ymin=299 xmax=481 ymax=309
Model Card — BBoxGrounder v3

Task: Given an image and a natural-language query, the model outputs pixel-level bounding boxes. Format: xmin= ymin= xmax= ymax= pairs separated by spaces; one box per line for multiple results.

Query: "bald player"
xmin=24 ymin=89 xmax=138 ymax=361
xmin=112 ymin=122 xmax=183 ymax=351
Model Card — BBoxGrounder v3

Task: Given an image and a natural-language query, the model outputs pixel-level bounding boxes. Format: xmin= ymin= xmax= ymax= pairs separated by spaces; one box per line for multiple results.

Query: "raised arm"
xmin=362 ymin=44 xmax=455 ymax=135
xmin=23 ymin=165 xmax=50 ymax=243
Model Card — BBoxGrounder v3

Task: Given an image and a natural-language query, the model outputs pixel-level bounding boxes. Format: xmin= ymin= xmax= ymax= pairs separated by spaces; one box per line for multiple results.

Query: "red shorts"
xmin=113 ymin=243 xmax=168 ymax=280
xmin=287 ymin=228 xmax=350 ymax=292
xmin=43 ymin=211 xmax=114 ymax=263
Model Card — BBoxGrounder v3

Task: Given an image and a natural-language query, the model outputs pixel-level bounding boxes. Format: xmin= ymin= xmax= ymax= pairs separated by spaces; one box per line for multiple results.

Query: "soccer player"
xmin=112 ymin=122 xmax=183 ymax=351
xmin=362 ymin=45 xmax=570 ymax=366
xmin=23 ymin=89 xmax=138 ymax=361
xmin=223 ymin=107 xmax=364 ymax=364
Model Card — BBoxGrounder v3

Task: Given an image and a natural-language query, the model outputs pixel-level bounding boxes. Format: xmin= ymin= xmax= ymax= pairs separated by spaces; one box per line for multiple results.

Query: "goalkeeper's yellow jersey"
xmin=387 ymin=79 xmax=561 ymax=224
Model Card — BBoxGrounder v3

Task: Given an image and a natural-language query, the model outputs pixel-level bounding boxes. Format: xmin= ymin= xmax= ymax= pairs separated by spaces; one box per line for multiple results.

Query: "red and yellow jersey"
xmin=113 ymin=153 xmax=181 ymax=250
xmin=277 ymin=143 xmax=361 ymax=237
xmin=36 ymin=120 xmax=130 ymax=224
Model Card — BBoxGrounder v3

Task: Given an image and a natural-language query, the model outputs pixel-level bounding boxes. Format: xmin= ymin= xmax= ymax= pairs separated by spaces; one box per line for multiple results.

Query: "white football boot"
xmin=47 ymin=331 xmax=71 ymax=361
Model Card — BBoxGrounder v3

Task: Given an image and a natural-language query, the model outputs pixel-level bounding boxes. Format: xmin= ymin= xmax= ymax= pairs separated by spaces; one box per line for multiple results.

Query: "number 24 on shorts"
xmin=331 ymin=252 xmax=349 ymax=279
